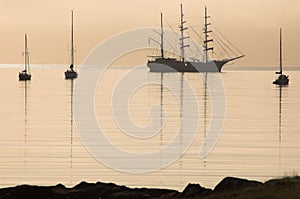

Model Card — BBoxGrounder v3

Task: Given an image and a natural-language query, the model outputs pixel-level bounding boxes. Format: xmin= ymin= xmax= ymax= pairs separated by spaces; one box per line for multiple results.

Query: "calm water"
xmin=0 ymin=65 xmax=299 ymax=190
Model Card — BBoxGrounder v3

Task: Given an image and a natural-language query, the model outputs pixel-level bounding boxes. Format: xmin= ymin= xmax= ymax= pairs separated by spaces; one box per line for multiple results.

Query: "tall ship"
xmin=147 ymin=5 xmax=244 ymax=72
xmin=65 ymin=10 xmax=78 ymax=79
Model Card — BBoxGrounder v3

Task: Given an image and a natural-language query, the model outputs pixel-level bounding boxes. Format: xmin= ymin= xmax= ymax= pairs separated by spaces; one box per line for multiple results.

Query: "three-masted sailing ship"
xmin=65 ymin=10 xmax=78 ymax=79
xmin=19 ymin=33 xmax=32 ymax=81
xmin=147 ymin=4 xmax=244 ymax=72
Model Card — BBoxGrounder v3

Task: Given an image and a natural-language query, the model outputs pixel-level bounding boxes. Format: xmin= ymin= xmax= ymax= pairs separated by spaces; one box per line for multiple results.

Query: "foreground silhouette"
xmin=0 ymin=176 xmax=299 ymax=199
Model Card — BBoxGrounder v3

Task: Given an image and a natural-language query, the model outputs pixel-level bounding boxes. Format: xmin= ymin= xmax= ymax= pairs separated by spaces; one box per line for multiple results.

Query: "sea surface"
xmin=0 ymin=64 xmax=299 ymax=190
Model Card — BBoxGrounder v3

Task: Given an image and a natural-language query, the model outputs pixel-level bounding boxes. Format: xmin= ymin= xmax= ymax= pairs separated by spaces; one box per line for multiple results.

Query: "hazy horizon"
xmin=1 ymin=0 xmax=300 ymax=67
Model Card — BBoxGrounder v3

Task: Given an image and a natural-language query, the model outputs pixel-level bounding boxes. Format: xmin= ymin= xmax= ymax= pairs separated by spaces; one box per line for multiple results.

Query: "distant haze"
xmin=1 ymin=0 xmax=299 ymax=67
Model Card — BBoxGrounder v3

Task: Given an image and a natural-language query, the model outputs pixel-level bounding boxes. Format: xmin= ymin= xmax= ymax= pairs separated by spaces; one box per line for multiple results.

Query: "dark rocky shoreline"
xmin=1 ymin=176 xmax=300 ymax=199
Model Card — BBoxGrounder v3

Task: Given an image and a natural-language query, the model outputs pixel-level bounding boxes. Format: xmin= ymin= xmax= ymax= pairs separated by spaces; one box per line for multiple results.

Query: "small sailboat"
xmin=19 ymin=33 xmax=31 ymax=81
xmin=65 ymin=10 xmax=78 ymax=79
xmin=273 ymin=28 xmax=289 ymax=85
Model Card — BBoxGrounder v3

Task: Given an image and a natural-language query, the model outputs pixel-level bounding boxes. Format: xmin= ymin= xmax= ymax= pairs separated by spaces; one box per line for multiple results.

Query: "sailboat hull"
xmin=147 ymin=58 xmax=226 ymax=73
xmin=65 ymin=70 xmax=78 ymax=79
xmin=273 ymin=75 xmax=289 ymax=85
xmin=19 ymin=72 xmax=31 ymax=81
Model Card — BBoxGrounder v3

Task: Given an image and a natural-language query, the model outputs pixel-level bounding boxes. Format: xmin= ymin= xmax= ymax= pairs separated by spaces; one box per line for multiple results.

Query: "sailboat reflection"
xmin=278 ymin=85 xmax=283 ymax=173
xmin=203 ymin=73 xmax=208 ymax=172
xmin=158 ymin=72 xmax=184 ymax=182
xmin=160 ymin=73 xmax=164 ymax=165
xmin=23 ymin=81 xmax=28 ymax=168
xmin=179 ymin=73 xmax=184 ymax=184
xmin=69 ymin=79 xmax=74 ymax=182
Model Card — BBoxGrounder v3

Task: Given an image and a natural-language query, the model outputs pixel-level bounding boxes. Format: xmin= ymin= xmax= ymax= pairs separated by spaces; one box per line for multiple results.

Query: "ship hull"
xmin=147 ymin=58 xmax=226 ymax=73
xmin=65 ymin=70 xmax=78 ymax=79
xmin=19 ymin=72 xmax=31 ymax=81
xmin=273 ymin=74 xmax=289 ymax=85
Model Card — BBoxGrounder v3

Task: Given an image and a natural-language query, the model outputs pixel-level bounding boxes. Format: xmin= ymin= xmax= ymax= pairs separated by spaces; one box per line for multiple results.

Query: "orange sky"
xmin=0 ymin=0 xmax=299 ymax=67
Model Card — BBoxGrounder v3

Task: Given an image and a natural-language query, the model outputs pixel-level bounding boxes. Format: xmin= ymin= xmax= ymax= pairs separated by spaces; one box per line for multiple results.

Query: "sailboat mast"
xmin=71 ymin=10 xmax=74 ymax=67
xmin=179 ymin=4 xmax=189 ymax=62
xmin=204 ymin=7 xmax=213 ymax=63
xmin=160 ymin=12 xmax=164 ymax=58
xmin=24 ymin=33 xmax=29 ymax=73
xmin=204 ymin=7 xmax=208 ymax=63
xmin=279 ymin=28 xmax=282 ymax=74
xmin=180 ymin=4 xmax=184 ymax=62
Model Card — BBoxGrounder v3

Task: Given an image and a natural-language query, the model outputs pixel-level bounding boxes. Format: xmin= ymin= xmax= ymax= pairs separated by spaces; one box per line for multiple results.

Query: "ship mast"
xmin=70 ymin=10 xmax=74 ymax=70
xmin=24 ymin=33 xmax=30 ymax=73
xmin=160 ymin=12 xmax=164 ymax=58
xmin=279 ymin=28 xmax=282 ymax=74
xmin=179 ymin=4 xmax=189 ymax=63
xmin=204 ymin=7 xmax=213 ymax=63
